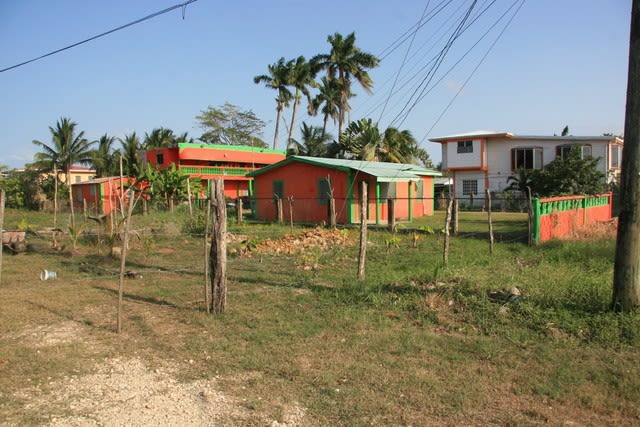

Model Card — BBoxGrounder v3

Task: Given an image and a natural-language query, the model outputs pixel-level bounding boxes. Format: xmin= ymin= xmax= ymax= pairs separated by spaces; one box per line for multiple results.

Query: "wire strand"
xmin=0 ymin=0 xmax=199 ymax=73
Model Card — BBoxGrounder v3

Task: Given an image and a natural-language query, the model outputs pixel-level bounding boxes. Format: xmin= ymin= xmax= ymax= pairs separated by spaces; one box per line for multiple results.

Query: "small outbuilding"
xmin=247 ymin=156 xmax=441 ymax=225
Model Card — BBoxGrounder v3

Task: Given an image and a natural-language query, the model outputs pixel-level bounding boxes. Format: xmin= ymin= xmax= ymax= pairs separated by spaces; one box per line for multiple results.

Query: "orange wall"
xmin=253 ymin=162 xmax=351 ymax=223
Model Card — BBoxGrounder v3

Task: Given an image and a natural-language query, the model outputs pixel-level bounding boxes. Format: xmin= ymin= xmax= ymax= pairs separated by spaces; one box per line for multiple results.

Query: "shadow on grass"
xmin=28 ymin=301 xmax=114 ymax=333
xmin=92 ymin=285 xmax=180 ymax=308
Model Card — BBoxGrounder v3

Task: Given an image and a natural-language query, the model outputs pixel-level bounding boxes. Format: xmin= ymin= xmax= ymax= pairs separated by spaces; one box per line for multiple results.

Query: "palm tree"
xmin=91 ymin=134 xmax=119 ymax=177
xmin=119 ymin=132 xmax=142 ymax=177
xmin=308 ymin=77 xmax=342 ymax=136
xmin=312 ymin=32 xmax=379 ymax=136
xmin=254 ymin=57 xmax=293 ymax=149
xmin=144 ymin=127 xmax=175 ymax=149
xmin=32 ymin=117 xmax=95 ymax=226
xmin=287 ymin=122 xmax=333 ymax=157
xmin=285 ymin=56 xmax=317 ymax=146
xmin=380 ymin=127 xmax=420 ymax=164
xmin=339 ymin=118 xmax=382 ymax=160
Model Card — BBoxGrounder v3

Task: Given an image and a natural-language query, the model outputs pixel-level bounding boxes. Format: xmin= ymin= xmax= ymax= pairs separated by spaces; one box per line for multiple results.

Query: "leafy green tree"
xmin=32 ymin=117 xmax=95 ymax=223
xmin=534 ymin=146 xmax=606 ymax=196
xmin=119 ymin=132 xmax=143 ymax=177
xmin=287 ymin=122 xmax=333 ymax=157
xmin=308 ymin=76 xmax=342 ymax=136
xmin=312 ymin=32 xmax=379 ymax=136
xmin=91 ymin=134 xmax=119 ymax=177
xmin=284 ymin=56 xmax=317 ymax=145
xmin=196 ymin=103 xmax=267 ymax=147
xmin=151 ymin=164 xmax=188 ymax=212
xmin=508 ymin=146 xmax=606 ymax=197
xmin=254 ymin=58 xmax=293 ymax=149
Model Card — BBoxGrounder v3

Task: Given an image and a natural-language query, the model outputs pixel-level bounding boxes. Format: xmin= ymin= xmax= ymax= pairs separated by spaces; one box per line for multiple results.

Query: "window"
xmin=457 ymin=140 xmax=473 ymax=154
xmin=75 ymin=176 xmax=81 ymax=183
xmin=611 ymin=145 xmax=622 ymax=168
xmin=156 ymin=153 xmax=164 ymax=165
xmin=272 ymin=180 xmax=284 ymax=199
xmin=89 ymin=185 xmax=96 ymax=197
xmin=317 ymin=179 xmax=331 ymax=205
xmin=512 ymin=147 xmax=543 ymax=170
xmin=462 ymin=179 xmax=477 ymax=195
xmin=379 ymin=182 xmax=396 ymax=199
xmin=556 ymin=144 xmax=592 ymax=160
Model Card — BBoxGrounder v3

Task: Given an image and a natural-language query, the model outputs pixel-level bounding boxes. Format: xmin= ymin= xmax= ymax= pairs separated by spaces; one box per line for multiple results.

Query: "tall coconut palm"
xmin=91 ymin=134 xmax=119 ymax=177
xmin=312 ymin=32 xmax=379 ymax=136
xmin=308 ymin=76 xmax=342 ymax=136
xmin=33 ymin=117 xmax=94 ymax=226
xmin=119 ymin=132 xmax=142 ymax=178
xmin=254 ymin=57 xmax=293 ymax=150
xmin=339 ymin=118 xmax=382 ymax=160
xmin=285 ymin=56 xmax=317 ymax=146
xmin=144 ymin=127 xmax=175 ymax=149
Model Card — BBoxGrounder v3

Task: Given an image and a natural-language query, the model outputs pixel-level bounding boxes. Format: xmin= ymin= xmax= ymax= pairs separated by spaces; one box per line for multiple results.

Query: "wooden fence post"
xmin=236 ymin=197 xmax=243 ymax=223
xmin=287 ymin=196 xmax=294 ymax=230
xmin=443 ymin=197 xmax=453 ymax=265
xmin=187 ymin=179 xmax=193 ymax=218
xmin=358 ymin=181 xmax=368 ymax=280
xmin=210 ymin=179 xmax=227 ymax=314
xmin=387 ymin=198 xmax=396 ymax=232
xmin=117 ymin=188 xmax=136 ymax=334
xmin=486 ymin=189 xmax=494 ymax=255
xmin=328 ymin=176 xmax=336 ymax=228
xmin=451 ymin=198 xmax=459 ymax=235
xmin=204 ymin=197 xmax=211 ymax=313
xmin=275 ymin=196 xmax=284 ymax=224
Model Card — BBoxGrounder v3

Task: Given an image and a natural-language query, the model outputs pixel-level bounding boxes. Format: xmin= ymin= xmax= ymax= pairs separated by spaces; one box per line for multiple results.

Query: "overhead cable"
xmin=0 ymin=0 xmax=199 ymax=73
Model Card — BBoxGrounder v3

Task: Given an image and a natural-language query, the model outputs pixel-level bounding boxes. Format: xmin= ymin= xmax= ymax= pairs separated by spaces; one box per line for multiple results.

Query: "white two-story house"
xmin=429 ymin=131 xmax=623 ymax=198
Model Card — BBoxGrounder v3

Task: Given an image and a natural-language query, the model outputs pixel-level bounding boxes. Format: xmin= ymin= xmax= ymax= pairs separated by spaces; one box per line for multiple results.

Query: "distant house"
xmin=60 ymin=166 xmax=96 ymax=184
xmin=143 ymin=143 xmax=286 ymax=199
xmin=72 ymin=176 xmax=142 ymax=216
xmin=429 ymin=131 xmax=623 ymax=199
xmin=247 ymin=156 xmax=441 ymax=225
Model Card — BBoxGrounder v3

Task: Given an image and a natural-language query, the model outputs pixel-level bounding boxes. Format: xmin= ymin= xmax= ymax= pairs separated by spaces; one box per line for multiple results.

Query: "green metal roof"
xmin=247 ymin=156 xmax=441 ymax=181
xmin=177 ymin=142 xmax=286 ymax=155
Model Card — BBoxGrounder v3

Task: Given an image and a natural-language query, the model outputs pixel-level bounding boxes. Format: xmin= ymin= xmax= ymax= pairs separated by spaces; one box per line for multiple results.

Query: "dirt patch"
xmin=12 ymin=357 xmax=307 ymax=426
xmin=7 ymin=320 xmax=85 ymax=348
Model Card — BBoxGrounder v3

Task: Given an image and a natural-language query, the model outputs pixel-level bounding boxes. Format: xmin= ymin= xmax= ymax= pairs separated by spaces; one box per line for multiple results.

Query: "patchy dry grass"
xmin=0 ymin=208 xmax=639 ymax=426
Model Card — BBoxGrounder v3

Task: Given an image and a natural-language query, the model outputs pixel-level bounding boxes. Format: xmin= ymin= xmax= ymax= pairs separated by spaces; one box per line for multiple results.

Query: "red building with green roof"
xmin=144 ymin=143 xmax=286 ymax=199
xmin=248 ymin=156 xmax=441 ymax=225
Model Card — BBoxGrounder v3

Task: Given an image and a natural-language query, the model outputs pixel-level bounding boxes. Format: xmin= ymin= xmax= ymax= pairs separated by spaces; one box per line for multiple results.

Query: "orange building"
xmin=144 ymin=143 xmax=286 ymax=199
xmin=248 ymin=156 xmax=441 ymax=225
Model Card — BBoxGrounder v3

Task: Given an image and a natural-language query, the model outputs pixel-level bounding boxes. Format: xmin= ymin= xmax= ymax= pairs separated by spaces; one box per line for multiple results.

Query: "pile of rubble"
xmin=250 ymin=227 xmax=352 ymax=255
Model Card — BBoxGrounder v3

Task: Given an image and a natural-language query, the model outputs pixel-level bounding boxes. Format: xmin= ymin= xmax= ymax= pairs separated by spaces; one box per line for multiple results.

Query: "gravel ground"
xmin=5 ymin=322 xmax=307 ymax=426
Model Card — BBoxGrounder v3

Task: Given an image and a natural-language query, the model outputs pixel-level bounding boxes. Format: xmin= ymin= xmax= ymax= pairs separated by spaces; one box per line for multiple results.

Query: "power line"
xmin=0 ymin=0 xmax=199 ymax=74
xmin=420 ymin=0 xmax=526 ymax=143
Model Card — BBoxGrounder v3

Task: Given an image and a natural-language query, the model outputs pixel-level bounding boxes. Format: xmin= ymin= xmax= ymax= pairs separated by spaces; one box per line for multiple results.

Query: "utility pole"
xmin=612 ymin=0 xmax=640 ymax=312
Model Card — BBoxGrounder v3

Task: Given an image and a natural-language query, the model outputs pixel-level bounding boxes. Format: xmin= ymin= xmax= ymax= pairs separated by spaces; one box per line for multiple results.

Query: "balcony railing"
xmin=179 ymin=166 xmax=253 ymax=176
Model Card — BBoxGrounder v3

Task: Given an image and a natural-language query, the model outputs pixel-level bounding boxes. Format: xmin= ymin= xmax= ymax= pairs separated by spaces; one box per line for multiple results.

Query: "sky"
xmin=0 ymin=0 xmax=632 ymax=169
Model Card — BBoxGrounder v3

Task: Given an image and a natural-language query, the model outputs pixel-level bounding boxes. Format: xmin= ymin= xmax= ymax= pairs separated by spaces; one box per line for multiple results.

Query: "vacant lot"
xmin=0 ymin=209 xmax=638 ymax=426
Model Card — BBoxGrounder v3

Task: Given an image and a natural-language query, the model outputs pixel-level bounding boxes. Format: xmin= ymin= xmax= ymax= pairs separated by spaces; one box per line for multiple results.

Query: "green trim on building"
xmin=177 ymin=143 xmax=286 ymax=155
xmin=375 ymin=183 xmax=381 ymax=225
xmin=347 ymin=170 xmax=354 ymax=224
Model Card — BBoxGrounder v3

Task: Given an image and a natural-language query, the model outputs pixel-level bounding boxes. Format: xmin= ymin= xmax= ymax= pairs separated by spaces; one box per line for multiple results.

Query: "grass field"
xmin=0 ymin=207 xmax=638 ymax=425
